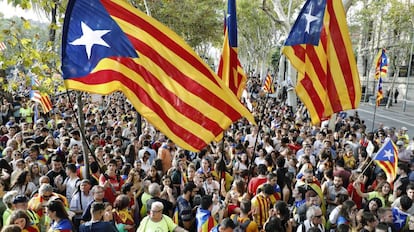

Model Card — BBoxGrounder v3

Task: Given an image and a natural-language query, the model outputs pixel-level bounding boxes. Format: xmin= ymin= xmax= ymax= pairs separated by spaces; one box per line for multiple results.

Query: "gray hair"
xmin=151 ymin=201 xmax=164 ymax=211
xmin=148 ymin=183 xmax=161 ymax=196
xmin=306 ymin=206 xmax=322 ymax=220
xmin=39 ymin=184 xmax=53 ymax=194
xmin=3 ymin=190 xmax=18 ymax=209
xmin=91 ymin=185 xmax=104 ymax=194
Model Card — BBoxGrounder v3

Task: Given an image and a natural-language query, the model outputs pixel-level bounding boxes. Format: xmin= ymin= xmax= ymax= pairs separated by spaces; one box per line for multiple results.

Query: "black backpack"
xmin=232 ymin=216 xmax=251 ymax=232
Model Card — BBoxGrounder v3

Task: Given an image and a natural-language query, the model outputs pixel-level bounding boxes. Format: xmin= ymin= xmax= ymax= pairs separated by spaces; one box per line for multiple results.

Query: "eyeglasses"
xmin=314 ymin=214 xmax=323 ymax=218
xmin=43 ymin=194 xmax=52 ymax=200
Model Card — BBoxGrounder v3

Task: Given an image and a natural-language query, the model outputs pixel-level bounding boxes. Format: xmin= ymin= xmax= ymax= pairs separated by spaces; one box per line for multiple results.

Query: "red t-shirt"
xmin=99 ymin=173 xmax=124 ymax=204
xmin=248 ymin=176 xmax=267 ymax=196
xmin=348 ymin=182 xmax=365 ymax=209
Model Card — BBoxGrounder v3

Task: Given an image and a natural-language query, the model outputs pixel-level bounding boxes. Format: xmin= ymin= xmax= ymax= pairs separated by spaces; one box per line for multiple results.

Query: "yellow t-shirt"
xmin=137 ymin=215 xmax=177 ymax=232
xmin=230 ymin=214 xmax=259 ymax=232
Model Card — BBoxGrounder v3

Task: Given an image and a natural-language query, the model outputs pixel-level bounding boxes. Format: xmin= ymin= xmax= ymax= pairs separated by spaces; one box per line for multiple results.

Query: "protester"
xmin=137 ymin=201 xmax=187 ymax=232
xmin=0 ymin=84 xmax=413 ymax=232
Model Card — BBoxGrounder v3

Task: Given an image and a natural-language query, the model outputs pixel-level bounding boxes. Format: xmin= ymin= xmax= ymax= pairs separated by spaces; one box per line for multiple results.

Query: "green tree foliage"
xmin=0 ymin=16 xmax=61 ymax=94
xmin=131 ymin=0 xmax=223 ymax=55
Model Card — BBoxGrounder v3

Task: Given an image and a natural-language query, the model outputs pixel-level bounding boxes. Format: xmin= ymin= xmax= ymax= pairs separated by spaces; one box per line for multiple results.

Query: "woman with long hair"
xmin=27 ymin=163 xmax=42 ymax=188
xmin=45 ymin=199 xmax=73 ymax=232
xmin=336 ymin=200 xmax=358 ymax=230
xmin=43 ymin=135 xmax=58 ymax=151
xmin=222 ymin=178 xmax=246 ymax=215
xmin=10 ymin=171 xmax=36 ymax=197
xmin=363 ymin=198 xmax=382 ymax=218
xmin=8 ymin=209 xmax=39 ymax=232
xmin=125 ymin=169 xmax=141 ymax=196
xmin=353 ymin=180 xmax=392 ymax=207
xmin=160 ymin=175 xmax=178 ymax=200
xmin=12 ymin=133 xmax=26 ymax=152
xmin=143 ymin=165 xmax=161 ymax=184
xmin=233 ymin=153 xmax=249 ymax=177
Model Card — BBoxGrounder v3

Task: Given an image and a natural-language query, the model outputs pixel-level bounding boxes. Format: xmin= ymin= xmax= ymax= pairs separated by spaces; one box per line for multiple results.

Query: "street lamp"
xmin=403 ymin=28 xmax=414 ymax=112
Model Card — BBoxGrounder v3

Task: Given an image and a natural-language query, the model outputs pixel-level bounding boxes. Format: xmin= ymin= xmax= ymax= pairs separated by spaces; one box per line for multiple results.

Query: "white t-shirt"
xmin=64 ymin=177 xmax=80 ymax=203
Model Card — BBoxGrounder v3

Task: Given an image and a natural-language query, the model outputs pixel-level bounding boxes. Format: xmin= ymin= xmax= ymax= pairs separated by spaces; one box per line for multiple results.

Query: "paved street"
xmin=347 ymin=101 xmax=414 ymax=135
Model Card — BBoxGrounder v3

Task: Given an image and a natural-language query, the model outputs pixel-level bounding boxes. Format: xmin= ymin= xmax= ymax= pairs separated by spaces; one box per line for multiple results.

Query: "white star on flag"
xmin=70 ymin=22 xmax=111 ymax=59
xmin=303 ymin=3 xmax=318 ymax=33
xmin=383 ymin=149 xmax=393 ymax=161
xmin=395 ymin=213 xmax=405 ymax=226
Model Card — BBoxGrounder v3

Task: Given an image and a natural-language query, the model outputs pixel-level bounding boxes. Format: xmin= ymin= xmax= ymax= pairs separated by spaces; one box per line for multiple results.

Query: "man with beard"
xmin=325 ymin=174 xmax=348 ymax=215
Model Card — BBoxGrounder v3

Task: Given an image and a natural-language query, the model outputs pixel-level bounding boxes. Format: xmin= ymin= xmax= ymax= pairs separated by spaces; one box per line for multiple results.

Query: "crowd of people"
xmin=0 ymin=77 xmax=414 ymax=232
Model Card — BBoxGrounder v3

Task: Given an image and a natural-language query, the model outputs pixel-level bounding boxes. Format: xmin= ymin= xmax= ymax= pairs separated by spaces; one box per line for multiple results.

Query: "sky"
xmin=0 ymin=1 xmax=48 ymax=22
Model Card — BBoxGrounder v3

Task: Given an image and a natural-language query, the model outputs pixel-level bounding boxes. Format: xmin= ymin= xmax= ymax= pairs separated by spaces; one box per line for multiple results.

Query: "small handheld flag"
xmin=374 ymin=139 xmax=398 ymax=182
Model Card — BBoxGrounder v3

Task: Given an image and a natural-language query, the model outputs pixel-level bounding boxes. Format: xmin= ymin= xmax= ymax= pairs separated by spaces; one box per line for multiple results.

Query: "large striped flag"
xmin=374 ymin=138 xmax=398 ymax=182
xmin=30 ymin=90 xmax=52 ymax=113
xmin=263 ymin=73 xmax=275 ymax=93
xmin=282 ymin=0 xmax=361 ymax=125
xmin=61 ymin=0 xmax=254 ymax=152
xmin=0 ymin=42 xmax=6 ymax=51
xmin=217 ymin=0 xmax=246 ymax=98
xmin=374 ymin=48 xmax=388 ymax=80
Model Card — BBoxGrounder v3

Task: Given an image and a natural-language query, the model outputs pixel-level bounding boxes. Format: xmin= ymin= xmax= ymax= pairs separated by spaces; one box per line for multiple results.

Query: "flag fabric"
xmin=374 ymin=48 xmax=388 ymax=79
xmin=30 ymin=90 xmax=52 ymax=113
xmin=282 ymin=0 xmax=361 ymax=125
xmin=392 ymin=207 xmax=409 ymax=231
xmin=263 ymin=73 xmax=275 ymax=93
xmin=61 ymin=0 xmax=254 ymax=152
xmin=217 ymin=0 xmax=247 ymax=98
xmin=196 ymin=208 xmax=217 ymax=232
xmin=0 ymin=42 xmax=6 ymax=51
xmin=31 ymin=76 xmax=41 ymax=87
xmin=374 ymin=139 xmax=398 ymax=182
xmin=376 ymin=76 xmax=383 ymax=106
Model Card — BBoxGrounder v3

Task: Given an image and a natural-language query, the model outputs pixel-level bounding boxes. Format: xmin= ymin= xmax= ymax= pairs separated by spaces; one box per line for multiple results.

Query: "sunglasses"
xmin=314 ymin=214 xmax=323 ymax=218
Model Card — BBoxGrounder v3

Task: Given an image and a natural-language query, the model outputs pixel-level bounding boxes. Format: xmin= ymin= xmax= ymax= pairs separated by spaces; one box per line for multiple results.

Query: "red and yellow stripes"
xmin=263 ymin=74 xmax=274 ymax=93
xmin=218 ymin=30 xmax=246 ymax=98
xmin=40 ymin=93 xmax=52 ymax=113
xmin=283 ymin=0 xmax=361 ymax=125
xmin=64 ymin=0 xmax=254 ymax=151
xmin=375 ymin=142 xmax=398 ymax=182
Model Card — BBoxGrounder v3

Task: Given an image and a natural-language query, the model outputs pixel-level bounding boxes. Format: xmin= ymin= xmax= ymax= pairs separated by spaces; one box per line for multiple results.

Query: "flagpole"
xmin=371 ymin=82 xmax=378 ymax=133
xmin=65 ymin=90 xmax=94 ymax=180
xmin=248 ymin=90 xmax=270 ymax=181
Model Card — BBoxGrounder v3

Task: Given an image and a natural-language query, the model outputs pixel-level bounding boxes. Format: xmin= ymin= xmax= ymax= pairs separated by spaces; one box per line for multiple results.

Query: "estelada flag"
xmin=61 ymin=0 xmax=254 ymax=151
xmin=217 ymin=0 xmax=247 ymax=98
xmin=374 ymin=139 xmax=398 ymax=183
xmin=282 ymin=0 xmax=361 ymax=125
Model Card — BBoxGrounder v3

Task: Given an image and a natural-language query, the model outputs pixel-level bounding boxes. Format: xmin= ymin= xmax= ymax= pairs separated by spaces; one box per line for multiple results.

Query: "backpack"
xmin=232 ymin=215 xmax=251 ymax=232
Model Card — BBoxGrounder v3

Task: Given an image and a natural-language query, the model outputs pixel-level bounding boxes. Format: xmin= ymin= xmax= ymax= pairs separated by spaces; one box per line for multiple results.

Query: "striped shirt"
xmin=251 ymin=193 xmax=271 ymax=228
